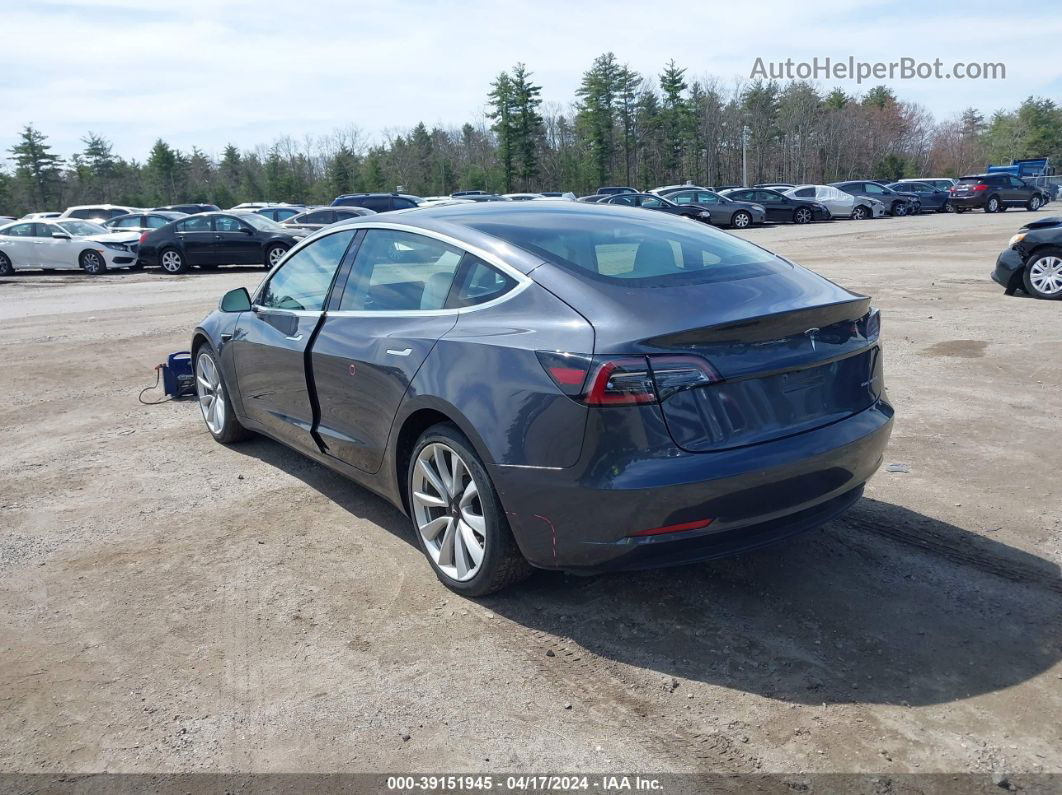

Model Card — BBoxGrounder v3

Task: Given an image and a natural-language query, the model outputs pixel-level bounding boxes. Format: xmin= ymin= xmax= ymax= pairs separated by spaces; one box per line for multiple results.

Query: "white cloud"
xmin=3 ymin=0 xmax=1060 ymax=160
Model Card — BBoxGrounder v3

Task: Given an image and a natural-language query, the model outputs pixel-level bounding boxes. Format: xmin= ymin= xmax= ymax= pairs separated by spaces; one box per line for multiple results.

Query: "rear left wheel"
xmin=80 ymin=250 xmax=107 ymax=275
xmin=408 ymin=424 xmax=531 ymax=596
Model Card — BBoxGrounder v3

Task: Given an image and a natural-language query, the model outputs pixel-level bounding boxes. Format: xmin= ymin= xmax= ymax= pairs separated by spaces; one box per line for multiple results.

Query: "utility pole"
xmin=741 ymin=126 xmax=749 ymax=187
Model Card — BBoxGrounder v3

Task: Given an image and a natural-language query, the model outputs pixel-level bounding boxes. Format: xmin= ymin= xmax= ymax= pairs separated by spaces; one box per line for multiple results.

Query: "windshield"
xmin=57 ymin=220 xmax=107 ymax=236
xmin=239 ymin=213 xmax=284 ymax=231
xmin=458 ymin=207 xmax=789 ymax=285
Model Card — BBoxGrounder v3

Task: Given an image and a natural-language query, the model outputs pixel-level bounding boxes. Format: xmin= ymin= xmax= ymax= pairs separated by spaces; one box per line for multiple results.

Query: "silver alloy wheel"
xmin=196 ymin=353 xmax=226 ymax=435
xmin=411 ymin=442 xmax=486 ymax=582
xmin=1030 ymin=196 xmax=1041 ymax=210
xmin=1029 ymin=256 xmax=1062 ymax=295
xmin=82 ymin=251 xmax=103 ymax=273
xmin=267 ymin=246 xmax=286 ymax=267
xmin=988 ymin=197 xmax=1000 ymax=212
xmin=852 ymin=206 xmax=866 ymax=220
xmin=161 ymin=250 xmax=183 ymax=273
xmin=732 ymin=211 xmax=750 ymax=228
xmin=795 ymin=208 xmax=812 ymax=224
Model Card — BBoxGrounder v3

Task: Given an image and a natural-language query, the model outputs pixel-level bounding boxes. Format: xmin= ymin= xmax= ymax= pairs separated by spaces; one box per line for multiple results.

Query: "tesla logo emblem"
xmin=348 ymin=363 xmax=357 ymax=376
xmin=804 ymin=327 xmax=820 ymax=351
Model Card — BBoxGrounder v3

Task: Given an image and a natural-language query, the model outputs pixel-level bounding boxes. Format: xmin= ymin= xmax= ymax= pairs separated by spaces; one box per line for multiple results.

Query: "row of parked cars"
xmin=0 ymin=175 xmax=1054 ymax=282
xmin=574 ymin=174 xmax=1053 ymax=229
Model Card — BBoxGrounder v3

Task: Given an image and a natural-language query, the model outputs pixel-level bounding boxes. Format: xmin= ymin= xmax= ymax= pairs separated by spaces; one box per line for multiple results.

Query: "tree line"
xmin=4 ymin=53 xmax=1062 ymax=216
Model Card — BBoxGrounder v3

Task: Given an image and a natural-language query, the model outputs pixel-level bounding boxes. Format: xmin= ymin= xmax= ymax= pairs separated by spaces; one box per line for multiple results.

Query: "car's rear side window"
xmin=177 ymin=216 xmax=210 ymax=232
xmin=450 ymin=256 xmax=517 ymax=307
xmin=464 ymin=213 xmax=787 ymax=285
xmin=339 ymin=229 xmax=464 ymax=311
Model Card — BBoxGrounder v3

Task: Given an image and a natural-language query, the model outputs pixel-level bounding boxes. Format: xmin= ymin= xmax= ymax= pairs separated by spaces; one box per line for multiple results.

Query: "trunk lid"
xmin=533 ymin=262 xmax=882 ymax=452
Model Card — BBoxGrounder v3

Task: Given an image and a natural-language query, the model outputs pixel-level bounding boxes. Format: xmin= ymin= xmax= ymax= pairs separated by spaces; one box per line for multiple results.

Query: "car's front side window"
xmin=258 ymin=230 xmax=356 ymax=312
xmin=214 ymin=216 xmax=245 ymax=233
xmin=339 ymin=229 xmax=464 ymax=312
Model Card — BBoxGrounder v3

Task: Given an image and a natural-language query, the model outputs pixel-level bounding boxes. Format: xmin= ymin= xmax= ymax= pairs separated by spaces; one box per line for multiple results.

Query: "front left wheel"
xmin=408 ymin=424 xmax=531 ymax=596
xmin=793 ymin=207 xmax=813 ymax=224
xmin=195 ymin=348 xmax=251 ymax=443
xmin=80 ymin=250 xmax=107 ymax=275
xmin=0 ymin=252 xmax=14 ymax=276
xmin=265 ymin=244 xmax=288 ymax=269
xmin=1023 ymin=248 xmax=1062 ymax=300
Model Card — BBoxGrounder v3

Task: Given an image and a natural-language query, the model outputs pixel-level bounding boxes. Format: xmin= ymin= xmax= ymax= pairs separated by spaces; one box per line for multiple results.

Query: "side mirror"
xmin=51 ymin=232 xmax=71 ymax=240
xmin=220 ymin=287 xmax=252 ymax=313
xmin=240 ymin=227 xmax=254 ymax=234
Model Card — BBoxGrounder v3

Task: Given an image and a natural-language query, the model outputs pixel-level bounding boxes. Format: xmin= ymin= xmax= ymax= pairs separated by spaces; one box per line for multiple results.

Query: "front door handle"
xmin=386 ymin=348 xmax=412 ymax=357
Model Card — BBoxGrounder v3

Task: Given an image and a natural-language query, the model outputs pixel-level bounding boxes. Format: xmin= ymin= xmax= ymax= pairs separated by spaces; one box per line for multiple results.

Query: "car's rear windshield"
xmin=459 ymin=209 xmax=790 ymax=285
xmin=957 ymin=176 xmax=986 ymax=183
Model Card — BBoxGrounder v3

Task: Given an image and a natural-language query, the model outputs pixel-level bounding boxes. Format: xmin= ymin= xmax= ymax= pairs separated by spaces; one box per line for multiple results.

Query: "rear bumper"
xmin=992 ymin=247 xmax=1025 ymax=289
xmin=949 ymin=195 xmax=987 ymax=209
xmin=492 ymin=398 xmax=894 ymax=571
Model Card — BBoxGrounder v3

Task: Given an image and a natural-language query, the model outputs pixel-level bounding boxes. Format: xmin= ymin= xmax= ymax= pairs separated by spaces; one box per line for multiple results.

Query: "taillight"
xmin=139 ymin=232 xmax=148 ymax=244
xmin=537 ymin=352 xmax=721 ymax=406
xmin=584 ymin=358 xmax=657 ymax=405
xmin=860 ymin=307 xmax=881 ymax=340
xmin=971 ymin=184 xmax=989 ymax=191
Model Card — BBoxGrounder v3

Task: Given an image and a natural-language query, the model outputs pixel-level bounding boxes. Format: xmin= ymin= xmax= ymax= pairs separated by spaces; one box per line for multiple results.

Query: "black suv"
xmin=330 ymin=193 xmax=420 ymax=212
xmin=949 ymin=174 xmax=1049 ymax=213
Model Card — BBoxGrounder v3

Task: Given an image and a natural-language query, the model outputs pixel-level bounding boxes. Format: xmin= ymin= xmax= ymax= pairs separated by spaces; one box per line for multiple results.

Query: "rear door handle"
xmin=386 ymin=348 xmax=412 ymax=357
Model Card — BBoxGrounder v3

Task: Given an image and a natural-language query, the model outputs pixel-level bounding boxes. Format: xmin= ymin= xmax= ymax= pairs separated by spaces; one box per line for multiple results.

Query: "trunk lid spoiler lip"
xmin=645 ymin=296 xmax=872 ymax=348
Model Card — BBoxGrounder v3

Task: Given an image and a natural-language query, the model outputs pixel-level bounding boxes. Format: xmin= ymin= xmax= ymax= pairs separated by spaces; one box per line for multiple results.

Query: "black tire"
xmin=792 ymin=207 xmax=813 ymax=224
xmin=730 ymin=210 xmax=752 ymax=229
xmin=194 ymin=347 xmax=252 ymax=444
xmin=264 ymin=244 xmax=288 ymax=270
xmin=943 ymin=202 xmax=955 ymax=213
xmin=1022 ymin=246 xmax=1062 ymax=300
xmin=955 ymin=207 xmax=968 ymax=214
xmin=407 ymin=423 xmax=531 ymax=596
xmin=891 ymin=201 xmax=907 ymax=217
xmin=1027 ymin=195 xmax=1042 ymax=211
xmin=851 ymin=205 xmax=868 ymax=221
xmin=0 ymin=251 xmax=14 ymax=276
xmin=80 ymin=249 xmax=107 ymax=275
xmin=985 ymin=195 xmax=1001 ymax=213
xmin=127 ymin=261 xmax=144 ymax=271
xmin=159 ymin=248 xmax=189 ymax=274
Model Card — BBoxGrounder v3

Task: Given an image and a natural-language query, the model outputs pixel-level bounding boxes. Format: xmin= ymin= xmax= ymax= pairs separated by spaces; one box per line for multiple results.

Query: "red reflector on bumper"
xmin=629 ymin=518 xmax=714 ymax=537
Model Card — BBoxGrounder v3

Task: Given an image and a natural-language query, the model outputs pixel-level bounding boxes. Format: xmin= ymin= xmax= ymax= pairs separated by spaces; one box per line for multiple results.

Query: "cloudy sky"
xmin=3 ymin=0 xmax=1061 ymax=161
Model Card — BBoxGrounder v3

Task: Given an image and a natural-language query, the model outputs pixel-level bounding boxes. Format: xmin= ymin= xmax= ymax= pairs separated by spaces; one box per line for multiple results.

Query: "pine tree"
xmin=658 ymin=61 xmax=689 ymax=181
xmin=487 ymin=71 xmax=516 ymax=192
xmin=576 ymin=53 xmax=621 ymax=186
xmin=9 ymin=125 xmax=63 ymax=209
xmin=510 ymin=63 xmax=544 ymax=189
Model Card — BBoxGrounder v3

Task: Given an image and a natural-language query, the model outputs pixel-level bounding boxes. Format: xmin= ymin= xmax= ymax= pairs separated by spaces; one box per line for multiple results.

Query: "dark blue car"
xmin=191 ymin=202 xmax=893 ymax=595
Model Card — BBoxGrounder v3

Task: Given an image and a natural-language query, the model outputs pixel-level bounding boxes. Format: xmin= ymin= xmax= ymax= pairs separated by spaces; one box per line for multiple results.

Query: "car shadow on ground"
xmin=232 ymin=436 xmax=1062 ymax=708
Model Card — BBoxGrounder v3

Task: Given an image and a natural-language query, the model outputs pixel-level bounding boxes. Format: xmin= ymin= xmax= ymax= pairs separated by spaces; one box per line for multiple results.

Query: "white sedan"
xmin=785 ymin=185 xmax=885 ymax=220
xmin=0 ymin=219 xmax=141 ymax=275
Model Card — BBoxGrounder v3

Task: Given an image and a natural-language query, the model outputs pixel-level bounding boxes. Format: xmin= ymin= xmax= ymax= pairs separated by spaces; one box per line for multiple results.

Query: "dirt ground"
xmin=0 ymin=210 xmax=1059 ymax=777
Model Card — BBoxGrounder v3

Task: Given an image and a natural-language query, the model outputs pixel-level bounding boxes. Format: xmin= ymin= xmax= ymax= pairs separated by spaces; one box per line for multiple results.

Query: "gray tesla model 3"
xmin=192 ymin=202 xmax=893 ymax=595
